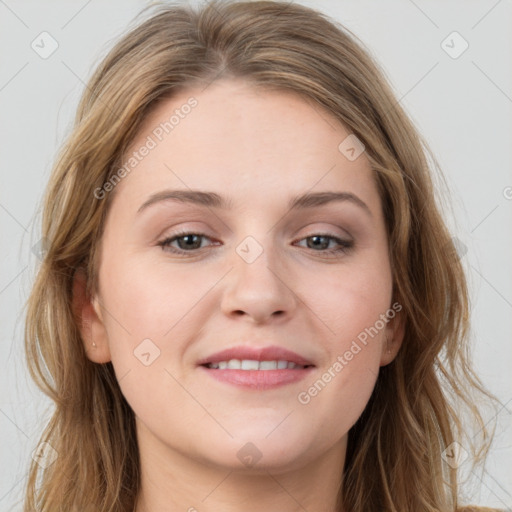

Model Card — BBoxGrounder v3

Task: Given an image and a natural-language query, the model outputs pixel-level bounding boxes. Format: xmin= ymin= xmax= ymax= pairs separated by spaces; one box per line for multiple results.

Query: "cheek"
xmin=300 ymin=258 xmax=392 ymax=341
xmin=97 ymin=253 xmax=221 ymax=395
xmin=295 ymin=310 xmax=382 ymax=441
xmin=305 ymin=272 xmax=391 ymax=418
xmin=100 ymin=254 xmax=207 ymax=338
xmin=96 ymin=256 xmax=192 ymax=421
xmin=295 ymin=260 xmax=390 ymax=401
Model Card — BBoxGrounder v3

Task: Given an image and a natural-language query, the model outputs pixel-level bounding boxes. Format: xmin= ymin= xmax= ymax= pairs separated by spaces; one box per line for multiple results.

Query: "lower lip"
xmin=198 ymin=366 xmax=315 ymax=390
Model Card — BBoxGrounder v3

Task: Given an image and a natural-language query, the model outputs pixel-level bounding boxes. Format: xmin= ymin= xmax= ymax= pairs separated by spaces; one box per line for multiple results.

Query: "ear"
xmin=72 ymin=267 xmax=112 ymax=363
xmin=379 ymin=303 xmax=405 ymax=367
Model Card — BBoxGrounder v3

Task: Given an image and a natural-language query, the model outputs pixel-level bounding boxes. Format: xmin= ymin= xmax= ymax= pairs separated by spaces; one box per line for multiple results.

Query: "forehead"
xmin=111 ymin=78 xmax=380 ymax=215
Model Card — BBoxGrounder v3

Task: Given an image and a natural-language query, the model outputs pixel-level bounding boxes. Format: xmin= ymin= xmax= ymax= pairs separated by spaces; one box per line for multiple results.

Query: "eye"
xmin=157 ymin=231 xmax=353 ymax=257
xmin=157 ymin=231 xmax=216 ymax=254
xmin=293 ymin=234 xmax=354 ymax=256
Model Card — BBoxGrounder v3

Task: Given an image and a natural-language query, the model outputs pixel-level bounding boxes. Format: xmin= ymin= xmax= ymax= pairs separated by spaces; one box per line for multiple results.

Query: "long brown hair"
xmin=23 ymin=1 xmax=499 ymax=510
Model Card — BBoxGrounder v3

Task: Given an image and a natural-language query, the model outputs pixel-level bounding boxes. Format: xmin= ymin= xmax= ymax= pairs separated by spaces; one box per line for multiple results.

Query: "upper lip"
xmin=197 ymin=345 xmax=315 ymax=367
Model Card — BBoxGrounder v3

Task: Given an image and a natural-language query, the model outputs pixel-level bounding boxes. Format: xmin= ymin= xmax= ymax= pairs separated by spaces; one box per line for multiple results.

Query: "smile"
xmin=204 ymin=359 xmax=310 ymax=370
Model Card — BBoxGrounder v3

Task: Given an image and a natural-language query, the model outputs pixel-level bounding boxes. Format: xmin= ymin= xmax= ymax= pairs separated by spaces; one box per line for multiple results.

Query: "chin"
xmin=197 ymin=429 xmax=319 ymax=474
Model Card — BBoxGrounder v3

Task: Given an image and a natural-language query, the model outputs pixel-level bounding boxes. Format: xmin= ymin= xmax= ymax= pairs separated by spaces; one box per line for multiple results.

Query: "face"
xmin=77 ymin=78 xmax=403 ymax=473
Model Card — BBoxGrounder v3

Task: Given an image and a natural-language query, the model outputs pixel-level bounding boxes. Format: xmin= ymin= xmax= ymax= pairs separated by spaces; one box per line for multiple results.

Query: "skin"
xmin=74 ymin=78 xmax=404 ymax=512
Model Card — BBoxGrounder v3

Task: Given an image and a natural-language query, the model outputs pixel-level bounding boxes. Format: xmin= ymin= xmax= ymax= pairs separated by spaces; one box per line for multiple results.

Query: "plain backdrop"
xmin=1 ymin=1 xmax=511 ymax=510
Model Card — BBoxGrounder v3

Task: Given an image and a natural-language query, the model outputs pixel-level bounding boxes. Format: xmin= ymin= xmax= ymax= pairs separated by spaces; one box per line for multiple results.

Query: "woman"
xmin=23 ymin=1 xmax=501 ymax=510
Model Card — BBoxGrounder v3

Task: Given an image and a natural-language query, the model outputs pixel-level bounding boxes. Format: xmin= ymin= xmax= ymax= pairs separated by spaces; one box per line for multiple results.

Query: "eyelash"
xmin=156 ymin=230 xmax=354 ymax=257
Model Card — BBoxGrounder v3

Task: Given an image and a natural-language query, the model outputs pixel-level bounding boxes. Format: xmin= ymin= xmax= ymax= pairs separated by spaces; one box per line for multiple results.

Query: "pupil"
xmin=309 ymin=235 xmax=327 ymax=250
xmin=181 ymin=235 xmax=200 ymax=249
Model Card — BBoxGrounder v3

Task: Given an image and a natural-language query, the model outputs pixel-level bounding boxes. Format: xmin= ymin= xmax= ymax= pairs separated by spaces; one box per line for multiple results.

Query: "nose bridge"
xmin=220 ymin=232 xmax=296 ymax=322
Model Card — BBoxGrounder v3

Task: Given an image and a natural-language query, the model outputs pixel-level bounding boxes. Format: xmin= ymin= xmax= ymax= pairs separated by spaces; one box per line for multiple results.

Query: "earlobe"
xmin=72 ymin=267 xmax=112 ymax=363
xmin=379 ymin=308 xmax=405 ymax=367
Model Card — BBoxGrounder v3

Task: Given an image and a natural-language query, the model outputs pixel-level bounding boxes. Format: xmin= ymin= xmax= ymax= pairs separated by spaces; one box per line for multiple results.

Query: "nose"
xmin=220 ymin=244 xmax=298 ymax=324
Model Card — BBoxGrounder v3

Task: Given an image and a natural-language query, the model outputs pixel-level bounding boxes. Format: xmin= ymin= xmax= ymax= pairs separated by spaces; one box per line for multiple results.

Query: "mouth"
xmin=202 ymin=359 xmax=313 ymax=370
xmin=197 ymin=345 xmax=316 ymax=389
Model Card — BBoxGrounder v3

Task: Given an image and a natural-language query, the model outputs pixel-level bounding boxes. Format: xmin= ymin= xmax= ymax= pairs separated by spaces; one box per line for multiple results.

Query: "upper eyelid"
xmin=145 ymin=207 xmax=363 ymax=245
xmin=158 ymin=220 xmax=354 ymax=239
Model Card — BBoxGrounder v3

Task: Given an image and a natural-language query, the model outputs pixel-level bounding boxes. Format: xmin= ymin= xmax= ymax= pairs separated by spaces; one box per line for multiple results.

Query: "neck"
xmin=134 ymin=426 xmax=347 ymax=512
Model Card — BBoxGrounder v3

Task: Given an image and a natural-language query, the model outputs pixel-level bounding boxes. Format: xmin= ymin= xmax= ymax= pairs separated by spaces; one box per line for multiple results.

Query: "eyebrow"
xmin=137 ymin=189 xmax=372 ymax=217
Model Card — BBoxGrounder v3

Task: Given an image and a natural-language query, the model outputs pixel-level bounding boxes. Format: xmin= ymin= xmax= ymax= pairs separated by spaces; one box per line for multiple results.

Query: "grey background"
xmin=1 ymin=0 xmax=511 ymax=510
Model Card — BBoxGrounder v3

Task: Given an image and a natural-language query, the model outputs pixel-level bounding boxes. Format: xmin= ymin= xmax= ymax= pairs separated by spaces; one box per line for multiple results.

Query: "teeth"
xmin=206 ymin=359 xmax=304 ymax=370
xmin=241 ymin=359 xmax=259 ymax=370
